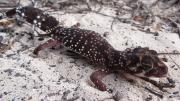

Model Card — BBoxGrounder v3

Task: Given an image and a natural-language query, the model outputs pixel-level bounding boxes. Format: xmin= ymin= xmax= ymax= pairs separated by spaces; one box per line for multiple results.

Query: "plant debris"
xmin=145 ymin=87 xmax=163 ymax=98
xmin=137 ymin=76 xmax=175 ymax=92
xmin=0 ymin=42 xmax=11 ymax=53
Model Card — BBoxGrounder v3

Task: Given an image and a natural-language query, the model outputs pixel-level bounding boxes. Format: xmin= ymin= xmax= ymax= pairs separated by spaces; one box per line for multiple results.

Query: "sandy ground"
xmin=0 ymin=4 xmax=180 ymax=101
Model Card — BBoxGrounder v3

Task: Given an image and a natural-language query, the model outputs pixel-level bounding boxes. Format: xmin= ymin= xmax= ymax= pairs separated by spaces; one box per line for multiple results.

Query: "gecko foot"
xmin=90 ymin=69 xmax=113 ymax=91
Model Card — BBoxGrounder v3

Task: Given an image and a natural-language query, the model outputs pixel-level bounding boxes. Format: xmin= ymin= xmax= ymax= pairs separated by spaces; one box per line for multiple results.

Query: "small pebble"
xmin=38 ymin=37 xmax=44 ymax=41
xmin=49 ymin=65 xmax=56 ymax=67
xmin=161 ymin=58 xmax=168 ymax=62
xmin=108 ymin=89 xmax=113 ymax=93
xmin=173 ymin=91 xmax=179 ymax=95
xmin=167 ymin=77 xmax=175 ymax=84
xmin=0 ymin=36 xmax=3 ymax=42
xmin=145 ymin=95 xmax=152 ymax=101
xmin=171 ymin=65 xmax=175 ymax=68
xmin=103 ymin=32 xmax=109 ymax=37
xmin=154 ymin=32 xmax=159 ymax=36
xmin=21 ymin=33 xmax=24 ymax=36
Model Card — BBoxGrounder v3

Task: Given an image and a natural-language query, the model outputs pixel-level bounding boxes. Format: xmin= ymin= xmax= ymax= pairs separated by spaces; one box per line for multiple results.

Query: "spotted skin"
xmin=53 ymin=27 xmax=118 ymax=67
xmin=0 ymin=6 xmax=169 ymax=91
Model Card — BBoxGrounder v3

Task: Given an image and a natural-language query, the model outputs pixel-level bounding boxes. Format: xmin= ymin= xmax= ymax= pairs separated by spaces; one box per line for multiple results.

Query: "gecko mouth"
xmin=144 ymin=62 xmax=168 ymax=77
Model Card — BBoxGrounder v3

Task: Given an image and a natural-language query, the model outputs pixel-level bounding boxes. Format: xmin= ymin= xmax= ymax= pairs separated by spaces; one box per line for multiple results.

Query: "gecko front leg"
xmin=90 ymin=69 xmax=113 ymax=91
xmin=33 ymin=39 xmax=61 ymax=55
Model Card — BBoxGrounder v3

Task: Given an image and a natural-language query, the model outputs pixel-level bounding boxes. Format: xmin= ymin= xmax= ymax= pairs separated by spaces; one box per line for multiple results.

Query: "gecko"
xmin=0 ymin=6 xmax=169 ymax=91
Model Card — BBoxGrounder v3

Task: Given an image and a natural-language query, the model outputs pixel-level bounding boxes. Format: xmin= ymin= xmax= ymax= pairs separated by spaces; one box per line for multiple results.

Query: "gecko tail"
xmin=0 ymin=6 xmax=59 ymax=33
xmin=0 ymin=8 xmax=16 ymax=20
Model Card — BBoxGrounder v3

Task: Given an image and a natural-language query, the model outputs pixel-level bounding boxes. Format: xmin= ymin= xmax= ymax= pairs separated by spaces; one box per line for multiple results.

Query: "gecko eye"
xmin=142 ymin=64 xmax=153 ymax=72
xmin=141 ymin=55 xmax=154 ymax=72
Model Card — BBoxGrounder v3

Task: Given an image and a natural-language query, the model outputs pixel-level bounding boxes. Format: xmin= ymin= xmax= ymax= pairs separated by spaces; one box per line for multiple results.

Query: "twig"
xmin=92 ymin=11 xmax=131 ymax=23
xmin=138 ymin=28 xmax=159 ymax=36
xmin=84 ymin=0 xmax=92 ymax=11
xmin=138 ymin=76 xmax=175 ymax=91
xmin=111 ymin=18 xmax=116 ymax=31
xmin=0 ymin=0 xmax=19 ymax=8
xmin=159 ymin=16 xmax=180 ymax=38
xmin=158 ymin=52 xmax=180 ymax=55
xmin=110 ymin=5 xmax=126 ymax=31
xmin=149 ymin=0 xmax=160 ymax=8
xmin=165 ymin=50 xmax=180 ymax=69
xmin=96 ymin=1 xmax=103 ymax=12
xmin=145 ymin=87 xmax=164 ymax=98
xmin=0 ymin=5 xmax=17 ymax=8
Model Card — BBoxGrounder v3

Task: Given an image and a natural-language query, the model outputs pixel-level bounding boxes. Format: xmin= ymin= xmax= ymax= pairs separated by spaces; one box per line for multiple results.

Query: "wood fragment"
xmin=145 ymin=87 xmax=164 ymax=98
xmin=0 ymin=43 xmax=11 ymax=53
xmin=136 ymin=76 xmax=175 ymax=92
xmin=167 ymin=77 xmax=175 ymax=84
xmin=138 ymin=28 xmax=159 ymax=36
xmin=0 ymin=36 xmax=3 ymax=42
xmin=158 ymin=52 xmax=180 ymax=55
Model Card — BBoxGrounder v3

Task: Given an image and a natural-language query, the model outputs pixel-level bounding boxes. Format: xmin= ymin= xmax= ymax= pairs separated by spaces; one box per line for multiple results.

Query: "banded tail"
xmin=0 ymin=6 xmax=59 ymax=33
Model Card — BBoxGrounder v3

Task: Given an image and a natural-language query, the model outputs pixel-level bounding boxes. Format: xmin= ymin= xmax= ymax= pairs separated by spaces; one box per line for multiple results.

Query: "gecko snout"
xmin=144 ymin=61 xmax=168 ymax=77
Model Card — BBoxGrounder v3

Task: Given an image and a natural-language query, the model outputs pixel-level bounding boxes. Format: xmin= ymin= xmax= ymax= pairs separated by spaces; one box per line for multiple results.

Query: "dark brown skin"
xmin=0 ymin=6 xmax=169 ymax=91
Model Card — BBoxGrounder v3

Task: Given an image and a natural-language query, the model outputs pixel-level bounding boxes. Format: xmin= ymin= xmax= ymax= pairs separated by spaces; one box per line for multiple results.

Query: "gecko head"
xmin=127 ymin=47 xmax=168 ymax=77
